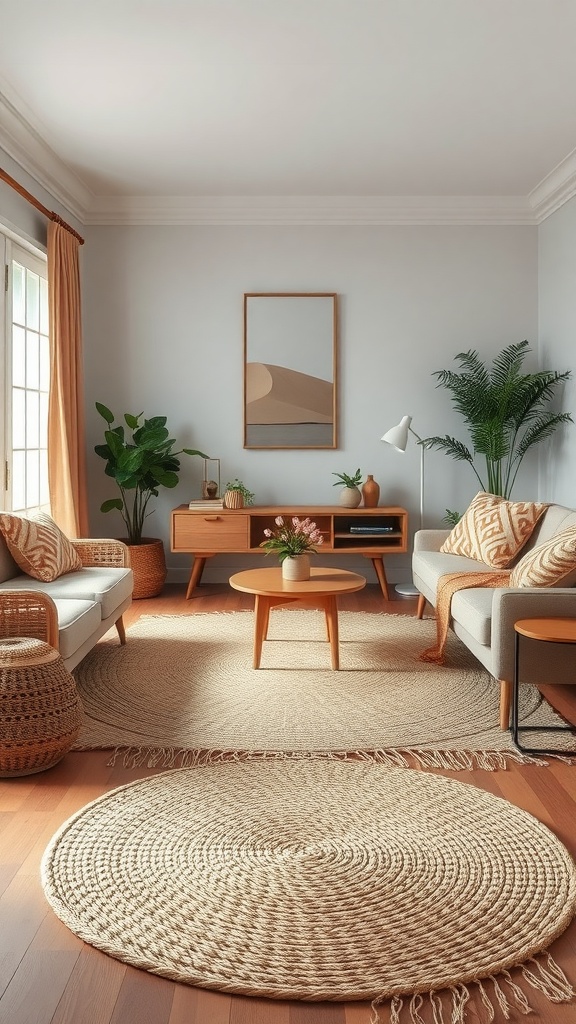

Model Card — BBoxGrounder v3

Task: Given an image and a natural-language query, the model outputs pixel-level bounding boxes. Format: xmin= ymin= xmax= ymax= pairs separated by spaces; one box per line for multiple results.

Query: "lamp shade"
xmin=381 ymin=415 xmax=412 ymax=452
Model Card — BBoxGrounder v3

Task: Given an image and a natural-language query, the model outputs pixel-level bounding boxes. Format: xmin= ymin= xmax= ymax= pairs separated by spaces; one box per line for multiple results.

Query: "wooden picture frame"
xmin=243 ymin=292 xmax=338 ymax=449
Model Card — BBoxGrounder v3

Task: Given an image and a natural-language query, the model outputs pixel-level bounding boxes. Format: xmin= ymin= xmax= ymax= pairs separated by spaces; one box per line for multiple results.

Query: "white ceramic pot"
xmin=339 ymin=486 xmax=362 ymax=508
xmin=281 ymin=554 xmax=311 ymax=581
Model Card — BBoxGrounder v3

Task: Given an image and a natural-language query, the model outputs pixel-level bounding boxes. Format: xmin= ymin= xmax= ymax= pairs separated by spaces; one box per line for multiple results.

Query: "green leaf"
xmin=183 ymin=448 xmax=210 ymax=459
xmin=124 ymin=412 xmax=142 ymax=430
xmin=95 ymin=402 xmax=114 ymax=424
xmin=104 ymin=430 xmax=125 ymax=459
xmin=100 ymin=498 xmax=123 ymax=513
xmin=150 ymin=468 xmax=179 ymax=487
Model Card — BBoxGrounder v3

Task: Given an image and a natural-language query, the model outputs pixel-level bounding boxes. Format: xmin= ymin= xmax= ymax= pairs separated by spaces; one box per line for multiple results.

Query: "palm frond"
xmin=514 ymin=413 xmax=574 ymax=461
xmin=421 ymin=435 xmax=473 ymax=462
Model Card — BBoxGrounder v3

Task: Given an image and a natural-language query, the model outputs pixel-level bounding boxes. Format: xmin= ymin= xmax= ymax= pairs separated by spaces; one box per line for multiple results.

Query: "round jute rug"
xmin=41 ymin=761 xmax=576 ymax=1021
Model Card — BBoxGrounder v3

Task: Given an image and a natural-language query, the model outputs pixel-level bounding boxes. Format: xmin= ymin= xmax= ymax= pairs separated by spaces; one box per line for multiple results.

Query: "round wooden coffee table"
xmin=229 ymin=566 xmax=366 ymax=669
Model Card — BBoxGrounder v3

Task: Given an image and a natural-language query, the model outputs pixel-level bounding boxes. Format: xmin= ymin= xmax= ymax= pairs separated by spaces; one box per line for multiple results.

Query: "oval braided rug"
xmin=41 ymin=761 xmax=576 ymax=1020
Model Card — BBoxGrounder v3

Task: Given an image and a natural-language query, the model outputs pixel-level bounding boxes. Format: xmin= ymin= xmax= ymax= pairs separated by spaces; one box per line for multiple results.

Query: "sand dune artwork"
xmin=245 ymin=362 xmax=333 ymax=447
xmin=243 ymin=293 xmax=337 ymax=448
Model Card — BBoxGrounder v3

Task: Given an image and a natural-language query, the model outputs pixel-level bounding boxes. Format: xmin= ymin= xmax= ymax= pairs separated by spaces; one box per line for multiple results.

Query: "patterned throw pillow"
xmin=440 ymin=491 xmax=548 ymax=568
xmin=0 ymin=512 xmax=82 ymax=582
xmin=510 ymin=526 xmax=576 ymax=588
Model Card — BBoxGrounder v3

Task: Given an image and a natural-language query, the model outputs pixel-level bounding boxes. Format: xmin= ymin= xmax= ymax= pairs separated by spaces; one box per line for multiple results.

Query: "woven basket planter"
xmin=0 ymin=637 xmax=82 ymax=777
xmin=224 ymin=490 xmax=244 ymax=509
xmin=125 ymin=538 xmax=167 ymax=599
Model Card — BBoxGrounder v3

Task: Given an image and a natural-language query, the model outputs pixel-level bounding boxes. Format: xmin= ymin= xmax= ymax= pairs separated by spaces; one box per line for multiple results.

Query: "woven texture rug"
xmin=73 ymin=610 xmax=574 ymax=769
xmin=41 ymin=760 xmax=576 ymax=1023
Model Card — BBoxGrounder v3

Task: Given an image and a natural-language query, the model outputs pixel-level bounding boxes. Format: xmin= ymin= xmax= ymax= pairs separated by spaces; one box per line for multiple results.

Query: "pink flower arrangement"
xmin=261 ymin=515 xmax=324 ymax=563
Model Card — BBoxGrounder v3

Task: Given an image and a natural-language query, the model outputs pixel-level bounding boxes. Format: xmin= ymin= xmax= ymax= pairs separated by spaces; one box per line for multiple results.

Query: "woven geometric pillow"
xmin=510 ymin=526 xmax=576 ymax=588
xmin=0 ymin=511 xmax=82 ymax=582
xmin=440 ymin=491 xmax=548 ymax=568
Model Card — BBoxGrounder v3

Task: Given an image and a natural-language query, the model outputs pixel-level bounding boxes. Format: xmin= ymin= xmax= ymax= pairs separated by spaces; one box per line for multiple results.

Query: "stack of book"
xmin=349 ymin=524 xmax=394 ymax=533
xmin=188 ymin=498 xmax=225 ymax=510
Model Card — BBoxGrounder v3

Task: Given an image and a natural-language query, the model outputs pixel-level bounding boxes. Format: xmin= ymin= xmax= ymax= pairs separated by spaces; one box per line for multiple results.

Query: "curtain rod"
xmin=0 ymin=166 xmax=85 ymax=245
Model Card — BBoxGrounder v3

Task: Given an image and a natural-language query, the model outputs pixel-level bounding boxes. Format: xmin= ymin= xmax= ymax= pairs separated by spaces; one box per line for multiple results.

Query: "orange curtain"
xmin=47 ymin=219 xmax=89 ymax=537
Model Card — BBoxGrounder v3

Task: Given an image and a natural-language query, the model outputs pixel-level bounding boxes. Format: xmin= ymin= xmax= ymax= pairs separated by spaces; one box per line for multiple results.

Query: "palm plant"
xmin=422 ymin=341 xmax=572 ymax=519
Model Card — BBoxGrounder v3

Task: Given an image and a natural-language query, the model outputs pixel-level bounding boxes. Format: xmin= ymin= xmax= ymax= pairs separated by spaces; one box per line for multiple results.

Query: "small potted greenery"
xmin=332 ymin=468 xmax=363 ymax=508
xmin=94 ymin=403 xmax=208 ymax=596
xmin=223 ymin=479 xmax=255 ymax=509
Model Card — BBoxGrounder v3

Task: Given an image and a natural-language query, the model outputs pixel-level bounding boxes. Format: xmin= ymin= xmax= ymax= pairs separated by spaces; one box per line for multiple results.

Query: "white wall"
xmin=538 ymin=196 xmax=576 ymax=507
xmin=82 ymin=223 xmax=538 ymax=583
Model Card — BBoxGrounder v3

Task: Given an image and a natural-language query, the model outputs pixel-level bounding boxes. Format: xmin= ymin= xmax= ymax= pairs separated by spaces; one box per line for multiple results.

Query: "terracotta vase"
xmin=282 ymin=554 xmax=311 ymax=581
xmin=362 ymin=474 xmax=380 ymax=508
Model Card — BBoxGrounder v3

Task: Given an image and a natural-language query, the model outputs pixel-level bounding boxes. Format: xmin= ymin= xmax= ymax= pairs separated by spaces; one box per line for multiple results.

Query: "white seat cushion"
xmin=450 ymin=587 xmax=494 ymax=646
xmin=0 ymin=567 xmax=133 ymax=620
xmin=51 ymin=599 xmax=102 ymax=660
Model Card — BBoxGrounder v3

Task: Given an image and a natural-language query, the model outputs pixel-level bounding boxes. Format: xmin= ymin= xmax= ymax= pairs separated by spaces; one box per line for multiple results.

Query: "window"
xmin=1 ymin=232 xmax=50 ymax=515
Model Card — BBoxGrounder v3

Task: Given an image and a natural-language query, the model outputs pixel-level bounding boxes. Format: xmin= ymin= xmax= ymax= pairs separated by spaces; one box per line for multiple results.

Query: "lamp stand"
xmin=394 ymin=435 xmax=424 ymax=598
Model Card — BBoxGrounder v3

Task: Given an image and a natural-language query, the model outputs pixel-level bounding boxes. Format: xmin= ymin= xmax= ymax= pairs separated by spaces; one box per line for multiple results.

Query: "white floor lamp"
xmin=381 ymin=415 xmax=424 ymax=597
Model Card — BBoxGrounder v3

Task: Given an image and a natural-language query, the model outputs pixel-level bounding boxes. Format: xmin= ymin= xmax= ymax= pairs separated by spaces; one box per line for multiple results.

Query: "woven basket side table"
xmin=0 ymin=637 xmax=83 ymax=777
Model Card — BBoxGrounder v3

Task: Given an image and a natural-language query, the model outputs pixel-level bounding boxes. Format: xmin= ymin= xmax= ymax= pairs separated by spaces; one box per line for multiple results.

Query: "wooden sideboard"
xmin=170 ymin=504 xmax=408 ymax=599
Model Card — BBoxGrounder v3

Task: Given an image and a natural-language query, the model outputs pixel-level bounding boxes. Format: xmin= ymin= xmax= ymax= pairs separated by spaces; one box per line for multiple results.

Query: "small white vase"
xmin=339 ymin=486 xmax=362 ymax=508
xmin=282 ymin=554 xmax=311 ymax=581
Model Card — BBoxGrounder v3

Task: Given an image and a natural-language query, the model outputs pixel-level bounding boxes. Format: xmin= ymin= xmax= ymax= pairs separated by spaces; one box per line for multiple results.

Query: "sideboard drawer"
xmin=172 ymin=513 xmax=249 ymax=552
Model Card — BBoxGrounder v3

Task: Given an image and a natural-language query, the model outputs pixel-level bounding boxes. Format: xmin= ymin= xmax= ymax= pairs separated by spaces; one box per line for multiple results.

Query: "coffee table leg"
xmin=324 ymin=596 xmax=340 ymax=670
xmin=253 ymin=595 xmax=270 ymax=669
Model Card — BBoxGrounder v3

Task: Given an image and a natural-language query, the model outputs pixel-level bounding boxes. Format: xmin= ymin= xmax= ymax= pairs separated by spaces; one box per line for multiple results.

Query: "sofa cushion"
xmin=440 ymin=491 xmax=548 ymax=568
xmin=450 ymin=587 xmax=494 ymax=646
xmin=509 ymin=526 xmax=576 ymax=588
xmin=0 ymin=531 xmax=18 ymax=584
xmin=520 ymin=504 xmax=576 ymax=553
xmin=0 ymin=567 xmax=133 ymax=620
xmin=51 ymin=598 xmax=102 ymax=660
xmin=412 ymin=550 xmax=506 ymax=598
xmin=0 ymin=512 xmax=82 ymax=581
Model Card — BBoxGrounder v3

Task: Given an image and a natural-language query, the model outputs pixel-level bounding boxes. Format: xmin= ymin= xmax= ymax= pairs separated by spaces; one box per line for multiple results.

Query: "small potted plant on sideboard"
xmin=223 ymin=479 xmax=255 ymax=510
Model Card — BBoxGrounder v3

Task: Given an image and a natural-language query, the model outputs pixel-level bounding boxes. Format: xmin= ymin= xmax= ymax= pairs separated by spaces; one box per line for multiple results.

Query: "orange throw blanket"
xmin=420 ymin=570 xmax=511 ymax=665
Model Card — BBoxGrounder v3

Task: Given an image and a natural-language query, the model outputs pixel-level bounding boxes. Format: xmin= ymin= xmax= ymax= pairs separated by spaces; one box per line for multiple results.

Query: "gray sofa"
xmin=412 ymin=503 xmax=576 ymax=729
xmin=0 ymin=535 xmax=133 ymax=670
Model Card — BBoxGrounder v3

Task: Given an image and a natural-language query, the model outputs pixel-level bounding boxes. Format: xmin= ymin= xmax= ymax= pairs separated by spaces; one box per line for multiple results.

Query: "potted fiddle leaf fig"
xmin=94 ymin=403 xmax=208 ymax=597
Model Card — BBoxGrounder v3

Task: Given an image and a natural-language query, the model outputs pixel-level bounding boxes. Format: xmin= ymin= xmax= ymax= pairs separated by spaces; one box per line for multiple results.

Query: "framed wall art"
xmin=243 ymin=292 xmax=338 ymax=449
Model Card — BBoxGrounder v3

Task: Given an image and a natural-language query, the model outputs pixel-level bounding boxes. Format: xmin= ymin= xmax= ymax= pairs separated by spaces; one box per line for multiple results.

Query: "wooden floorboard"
xmin=0 ymin=583 xmax=575 ymax=1024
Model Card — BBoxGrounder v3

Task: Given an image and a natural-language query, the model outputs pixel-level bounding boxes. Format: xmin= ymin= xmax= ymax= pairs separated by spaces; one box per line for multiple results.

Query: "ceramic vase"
xmin=339 ymin=486 xmax=362 ymax=508
xmin=362 ymin=474 xmax=380 ymax=508
xmin=281 ymin=554 xmax=311 ymax=581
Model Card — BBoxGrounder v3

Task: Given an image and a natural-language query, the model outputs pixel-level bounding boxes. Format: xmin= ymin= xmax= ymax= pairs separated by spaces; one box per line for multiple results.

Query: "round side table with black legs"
xmin=512 ymin=617 xmax=576 ymax=756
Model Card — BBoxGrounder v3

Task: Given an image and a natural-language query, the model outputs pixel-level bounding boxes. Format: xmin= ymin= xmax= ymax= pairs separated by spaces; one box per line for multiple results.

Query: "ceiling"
xmin=2 ymin=0 xmax=576 ymax=224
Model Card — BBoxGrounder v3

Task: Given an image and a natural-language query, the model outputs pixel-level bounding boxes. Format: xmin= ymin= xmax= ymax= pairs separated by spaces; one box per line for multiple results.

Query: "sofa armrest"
xmin=491 ymin=586 xmax=576 ymax=680
xmin=413 ymin=529 xmax=451 ymax=553
xmin=72 ymin=538 xmax=130 ymax=568
xmin=0 ymin=589 xmax=59 ymax=649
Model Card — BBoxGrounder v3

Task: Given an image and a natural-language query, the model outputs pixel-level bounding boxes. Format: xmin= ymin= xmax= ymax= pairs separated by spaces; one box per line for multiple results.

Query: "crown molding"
xmin=528 ymin=146 xmax=576 ymax=222
xmin=0 ymin=88 xmax=93 ymax=223
xmin=85 ymin=193 xmax=536 ymax=226
xmin=4 ymin=81 xmax=575 ymax=228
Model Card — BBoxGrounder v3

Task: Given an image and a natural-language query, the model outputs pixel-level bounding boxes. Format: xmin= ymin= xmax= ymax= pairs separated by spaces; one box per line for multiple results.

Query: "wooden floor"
xmin=1 ymin=583 xmax=575 ymax=1024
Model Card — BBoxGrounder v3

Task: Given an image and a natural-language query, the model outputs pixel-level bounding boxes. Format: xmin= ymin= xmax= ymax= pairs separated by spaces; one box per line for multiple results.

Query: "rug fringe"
xmin=370 ymin=953 xmax=574 ymax=1022
xmin=104 ymin=745 xmax=553 ymax=771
